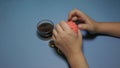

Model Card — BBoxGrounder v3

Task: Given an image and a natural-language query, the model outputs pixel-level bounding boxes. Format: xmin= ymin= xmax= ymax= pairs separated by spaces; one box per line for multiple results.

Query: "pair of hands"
xmin=52 ymin=9 xmax=97 ymax=57
xmin=52 ymin=9 xmax=120 ymax=68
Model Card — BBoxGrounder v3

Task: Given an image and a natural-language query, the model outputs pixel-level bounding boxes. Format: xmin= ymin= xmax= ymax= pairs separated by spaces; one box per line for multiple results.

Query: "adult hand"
xmin=68 ymin=9 xmax=98 ymax=33
xmin=52 ymin=21 xmax=82 ymax=58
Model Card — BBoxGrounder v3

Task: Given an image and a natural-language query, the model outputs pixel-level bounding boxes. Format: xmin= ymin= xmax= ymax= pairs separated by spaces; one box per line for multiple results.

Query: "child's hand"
xmin=68 ymin=9 xmax=98 ymax=33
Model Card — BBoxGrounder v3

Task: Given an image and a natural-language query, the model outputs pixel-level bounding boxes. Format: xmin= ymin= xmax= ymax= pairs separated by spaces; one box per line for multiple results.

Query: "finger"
xmin=78 ymin=24 xmax=88 ymax=30
xmin=59 ymin=21 xmax=71 ymax=31
xmin=52 ymin=34 xmax=56 ymax=41
xmin=77 ymin=30 xmax=82 ymax=37
xmin=53 ymin=29 xmax=62 ymax=43
xmin=52 ymin=35 xmax=61 ymax=49
xmin=68 ymin=9 xmax=86 ymax=21
xmin=55 ymin=24 xmax=64 ymax=33
xmin=71 ymin=16 xmax=78 ymax=21
xmin=51 ymin=36 xmax=59 ymax=48
xmin=68 ymin=9 xmax=80 ymax=21
xmin=71 ymin=17 xmax=85 ymax=23
xmin=53 ymin=29 xmax=58 ymax=39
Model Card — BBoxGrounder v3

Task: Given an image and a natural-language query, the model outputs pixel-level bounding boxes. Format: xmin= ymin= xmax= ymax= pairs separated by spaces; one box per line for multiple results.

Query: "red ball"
xmin=67 ymin=21 xmax=78 ymax=34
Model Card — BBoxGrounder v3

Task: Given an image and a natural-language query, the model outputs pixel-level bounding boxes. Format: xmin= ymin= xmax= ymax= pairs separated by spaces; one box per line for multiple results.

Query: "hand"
xmin=52 ymin=21 xmax=82 ymax=58
xmin=68 ymin=8 xmax=98 ymax=33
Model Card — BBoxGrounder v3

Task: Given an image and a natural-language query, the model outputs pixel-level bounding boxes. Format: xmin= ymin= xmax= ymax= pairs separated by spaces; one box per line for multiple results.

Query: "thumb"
xmin=78 ymin=24 xmax=88 ymax=31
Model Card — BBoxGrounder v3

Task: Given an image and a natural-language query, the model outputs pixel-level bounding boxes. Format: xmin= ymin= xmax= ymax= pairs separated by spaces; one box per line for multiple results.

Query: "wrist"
xmin=66 ymin=51 xmax=83 ymax=61
xmin=94 ymin=22 xmax=102 ymax=34
xmin=66 ymin=51 xmax=89 ymax=68
xmin=92 ymin=21 xmax=100 ymax=34
xmin=65 ymin=49 xmax=83 ymax=59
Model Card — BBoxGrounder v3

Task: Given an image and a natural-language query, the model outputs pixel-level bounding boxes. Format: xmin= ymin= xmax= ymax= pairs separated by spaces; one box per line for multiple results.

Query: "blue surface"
xmin=0 ymin=0 xmax=120 ymax=68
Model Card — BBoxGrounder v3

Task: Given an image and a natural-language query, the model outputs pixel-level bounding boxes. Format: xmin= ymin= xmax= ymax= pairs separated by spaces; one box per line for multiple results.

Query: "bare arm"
xmin=67 ymin=51 xmax=89 ymax=68
xmin=68 ymin=9 xmax=120 ymax=37
xmin=96 ymin=22 xmax=120 ymax=37
xmin=52 ymin=21 xmax=89 ymax=68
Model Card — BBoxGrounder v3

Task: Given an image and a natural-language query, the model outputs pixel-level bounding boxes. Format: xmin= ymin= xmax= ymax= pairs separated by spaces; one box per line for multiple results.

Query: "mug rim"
xmin=37 ymin=19 xmax=54 ymax=34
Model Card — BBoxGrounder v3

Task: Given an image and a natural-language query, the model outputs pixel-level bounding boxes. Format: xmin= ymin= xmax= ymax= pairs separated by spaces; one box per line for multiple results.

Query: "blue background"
xmin=0 ymin=0 xmax=120 ymax=68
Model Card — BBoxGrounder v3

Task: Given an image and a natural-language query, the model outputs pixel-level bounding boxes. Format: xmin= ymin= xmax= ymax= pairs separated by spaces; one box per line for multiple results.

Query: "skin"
xmin=52 ymin=8 xmax=120 ymax=68
xmin=68 ymin=9 xmax=120 ymax=37
xmin=52 ymin=21 xmax=89 ymax=68
xmin=93 ymin=22 xmax=120 ymax=37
